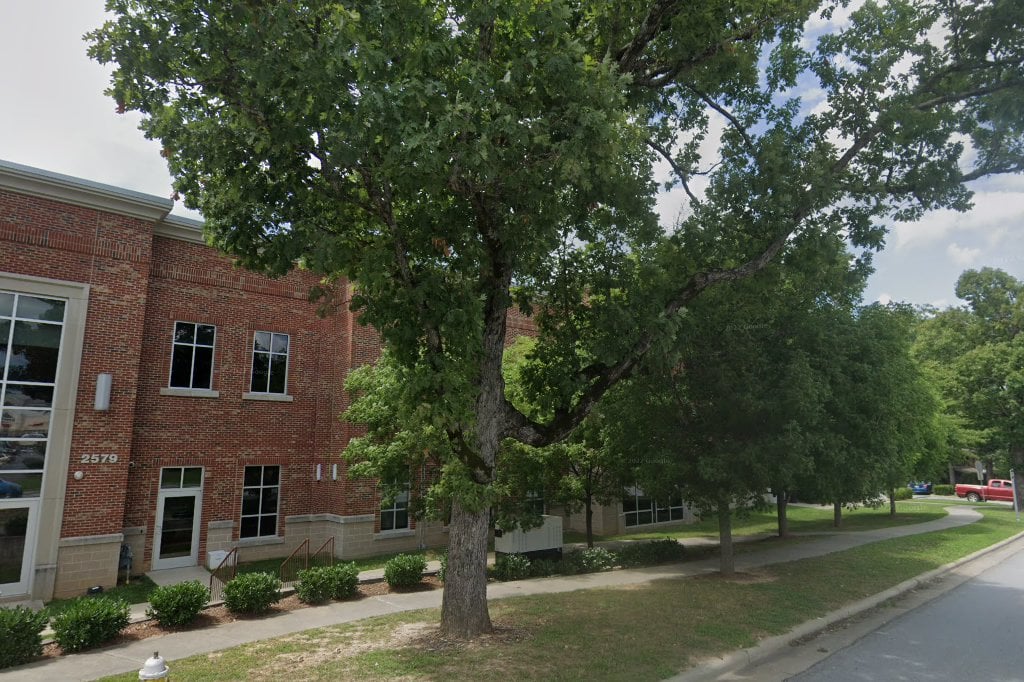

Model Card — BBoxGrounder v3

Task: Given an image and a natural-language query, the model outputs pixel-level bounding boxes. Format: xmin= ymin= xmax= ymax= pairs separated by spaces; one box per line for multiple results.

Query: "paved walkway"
xmin=6 ymin=506 xmax=984 ymax=681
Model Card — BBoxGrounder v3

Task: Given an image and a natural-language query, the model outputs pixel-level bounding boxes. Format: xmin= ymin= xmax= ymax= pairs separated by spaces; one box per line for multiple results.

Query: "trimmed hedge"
xmin=51 ymin=597 xmax=130 ymax=653
xmin=562 ymin=547 xmax=617 ymax=574
xmin=892 ymin=487 xmax=914 ymax=500
xmin=146 ymin=580 xmax=209 ymax=627
xmin=223 ymin=572 xmax=281 ymax=614
xmin=616 ymin=539 xmax=686 ymax=567
xmin=493 ymin=553 xmax=531 ymax=581
xmin=933 ymin=484 xmax=955 ymax=496
xmin=0 ymin=606 xmax=48 ymax=668
xmin=324 ymin=563 xmax=360 ymax=599
xmin=384 ymin=554 xmax=427 ymax=589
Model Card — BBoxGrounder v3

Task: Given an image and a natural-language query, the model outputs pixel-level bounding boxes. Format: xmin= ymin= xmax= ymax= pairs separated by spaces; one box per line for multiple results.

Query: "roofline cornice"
xmin=0 ymin=159 xmax=173 ymax=222
xmin=155 ymin=214 xmax=206 ymax=244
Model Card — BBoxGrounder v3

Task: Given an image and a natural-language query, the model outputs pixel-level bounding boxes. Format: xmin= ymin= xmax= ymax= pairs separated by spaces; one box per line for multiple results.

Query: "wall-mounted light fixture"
xmin=95 ymin=373 xmax=112 ymax=411
xmin=332 ymin=463 xmax=338 ymax=481
xmin=315 ymin=463 xmax=322 ymax=481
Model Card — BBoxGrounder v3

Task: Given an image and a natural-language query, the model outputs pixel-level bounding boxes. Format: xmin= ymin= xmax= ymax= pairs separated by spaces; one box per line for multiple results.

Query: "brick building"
xmin=0 ymin=159 xmax=455 ymax=602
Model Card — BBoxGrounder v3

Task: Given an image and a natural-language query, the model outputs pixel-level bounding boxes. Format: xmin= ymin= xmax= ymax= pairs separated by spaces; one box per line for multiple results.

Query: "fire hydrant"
xmin=139 ymin=651 xmax=169 ymax=680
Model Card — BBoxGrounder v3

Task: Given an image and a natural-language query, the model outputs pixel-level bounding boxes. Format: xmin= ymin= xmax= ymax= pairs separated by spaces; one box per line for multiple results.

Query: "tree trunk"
xmin=889 ymin=487 xmax=897 ymax=516
xmin=718 ymin=498 xmax=734 ymax=576
xmin=585 ymin=496 xmax=595 ymax=548
xmin=440 ymin=501 xmax=492 ymax=638
xmin=776 ymin=491 xmax=789 ymax=537
xmin=948 ymin=461 xmax=956 ymax=486
xmin=438 ymin=254 xmax=509 ymax=638
xmin=833 ymin=501 xmax=842 ymax=528
xmin=1012 ymin=446 xmax=1024 ymax=513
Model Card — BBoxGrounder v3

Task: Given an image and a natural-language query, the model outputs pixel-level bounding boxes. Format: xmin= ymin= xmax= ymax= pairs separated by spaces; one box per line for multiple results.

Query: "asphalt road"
xmin=789 ymin=542 xmax=1024 ymax=681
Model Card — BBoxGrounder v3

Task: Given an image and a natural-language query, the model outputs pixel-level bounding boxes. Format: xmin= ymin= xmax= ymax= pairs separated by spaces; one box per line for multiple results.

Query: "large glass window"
xmin=250 ymin=332 xmax=289 ymax=394
xmin=623 ymin=486 xmax=685 ymax=527
xmin=169 ymin=322 xmax=216 ymax=389
xmin=0 ymin=292 xmax=65 ymax=497
xmin=380 ymin=488 xmax=409 ymax=532
xmin=240 ymin=466 xmax=279 ymax=538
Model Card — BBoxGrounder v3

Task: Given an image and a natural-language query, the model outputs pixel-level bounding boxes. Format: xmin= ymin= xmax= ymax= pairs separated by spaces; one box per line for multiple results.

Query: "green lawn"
xmin=577 ymin=501 xmax=949 ymax=543
xmin=44 ymin=576 xmax=157 ymax=616
xmin=234 ymin=548 xmax=446 ymax=579
xmin=98 ymin=506 xmax=1023 ymax=682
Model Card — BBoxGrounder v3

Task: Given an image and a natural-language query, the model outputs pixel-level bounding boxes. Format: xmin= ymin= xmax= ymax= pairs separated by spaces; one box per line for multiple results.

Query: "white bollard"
xmin=139 ymin=651 xmax=169 ymax=680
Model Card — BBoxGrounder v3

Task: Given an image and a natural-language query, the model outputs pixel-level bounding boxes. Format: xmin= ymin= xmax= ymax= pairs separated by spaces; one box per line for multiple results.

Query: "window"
xmin=250 ymin=332 xmax=289 ymax=394
xmin=623 ymin=486 xmax=685 ymax=527
xmin=0 ymin=292 xmax=66 ymax=498
xmin=170 ymin=322 xmax=216 ymax=389
xmin=526 ymin=490 xmax=545 ymax=516
xmin=380 ymin=488 xmax=409 ymax=532
xmin=240 ymin=465 xmax=279 ymax=538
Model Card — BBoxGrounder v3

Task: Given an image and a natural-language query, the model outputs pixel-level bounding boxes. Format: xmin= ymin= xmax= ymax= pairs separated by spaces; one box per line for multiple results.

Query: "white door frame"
xmin=0 ymin=499 xmax=40 ymax=597
xmin=153 ymin=481 xmax=203 ymax=570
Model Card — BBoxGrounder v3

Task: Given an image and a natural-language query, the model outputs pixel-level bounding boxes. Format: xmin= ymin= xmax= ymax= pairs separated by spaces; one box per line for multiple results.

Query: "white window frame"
xmin=623 ymin=486 xmax=685 ymax=527
xmin=168 ymin=321 xmax=216 ymax=390
xmin=249 ymin=331 xmax=290 ymax=395
xmin=380 ymin=488 xmax=410 ymax=532
xmin=240 ymin=465 xmax=280 ymax=539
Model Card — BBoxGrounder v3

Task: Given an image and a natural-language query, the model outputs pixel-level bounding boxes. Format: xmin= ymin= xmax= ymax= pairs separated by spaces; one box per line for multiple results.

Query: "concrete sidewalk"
xmin=6 ymin=506 xmax=989 ymax=681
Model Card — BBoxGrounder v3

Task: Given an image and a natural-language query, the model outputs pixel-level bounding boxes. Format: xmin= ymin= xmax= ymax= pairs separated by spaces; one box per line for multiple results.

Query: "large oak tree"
xmin=90 ymin=0 xmax=1024 ymax=636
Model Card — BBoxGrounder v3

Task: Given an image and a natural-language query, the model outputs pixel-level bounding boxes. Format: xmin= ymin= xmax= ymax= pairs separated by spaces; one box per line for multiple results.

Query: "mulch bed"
xmin=40 ymin=577 xmax=443 ymax=659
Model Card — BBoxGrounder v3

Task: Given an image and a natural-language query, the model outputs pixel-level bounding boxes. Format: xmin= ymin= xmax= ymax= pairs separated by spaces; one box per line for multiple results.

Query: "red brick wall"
xmin=0 ymin=189 xmax=153 ymax=539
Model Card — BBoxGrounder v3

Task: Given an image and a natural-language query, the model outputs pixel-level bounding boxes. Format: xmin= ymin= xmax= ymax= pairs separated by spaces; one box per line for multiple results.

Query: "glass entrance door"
xmin=153 ymin=467 xmax=203 ymax=570
xmin=0 ymin=502 xmax=37 ymax=595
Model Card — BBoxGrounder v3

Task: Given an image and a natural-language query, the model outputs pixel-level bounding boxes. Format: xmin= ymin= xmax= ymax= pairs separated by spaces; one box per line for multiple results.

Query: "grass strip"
xmin=98 ymin=506 xmax=1021 ymax=682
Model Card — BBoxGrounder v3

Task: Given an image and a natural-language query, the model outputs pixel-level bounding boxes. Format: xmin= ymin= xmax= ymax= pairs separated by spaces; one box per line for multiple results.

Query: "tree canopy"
xmin=90 ymin=0 xmax=1024 ymax=637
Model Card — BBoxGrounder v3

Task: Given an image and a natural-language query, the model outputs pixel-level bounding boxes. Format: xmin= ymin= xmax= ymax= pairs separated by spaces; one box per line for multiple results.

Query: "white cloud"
xmin=947 ymin=242 xmax=981 ymax=267
xmin=890 ymin=189 xmax=1024 ymax=250
xmin=876 ymin=292 xmax=892 ymax=304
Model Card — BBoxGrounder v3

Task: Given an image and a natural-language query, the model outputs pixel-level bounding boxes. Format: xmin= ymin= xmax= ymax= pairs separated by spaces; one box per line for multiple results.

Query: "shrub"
xmin=892 ymin=487 xmax=914 ymax=500
xmin=562 ymin=547 xmax=617 ymax=575
xmin=493 ymin=553 xmax=532 ymax=581
xmin=933 ymin=484 xmax=955 ymax=496
xmin=384 ymin=554 xmax=427 ymax=589
xmin=296 ymin=567 xmax=333 ymax=604
xmin=223 ymin=572 xmax=281 ymax=614
xmin=324 ymin=563 xmax=360 ymax=599
xmin=616 ymin=539 xmax=686 ymax=567
xmin=50 ymin=597 xmax=130 ymax=653
xmin=0 ymin=606 xmax=48 ymax=668
xmin=528 ymin=558 xmax=560 ymax=578
xmin=146 ymin=580 xmax=209 ymax=627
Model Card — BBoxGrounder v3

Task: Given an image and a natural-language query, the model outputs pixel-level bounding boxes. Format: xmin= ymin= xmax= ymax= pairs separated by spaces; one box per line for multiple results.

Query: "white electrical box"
xmin=494 ymin=514 xmax=563 ymax=556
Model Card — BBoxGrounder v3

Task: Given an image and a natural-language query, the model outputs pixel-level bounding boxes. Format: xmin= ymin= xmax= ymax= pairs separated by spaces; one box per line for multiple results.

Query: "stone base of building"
xmin=53 ymin=533 xmax=123 ymax=599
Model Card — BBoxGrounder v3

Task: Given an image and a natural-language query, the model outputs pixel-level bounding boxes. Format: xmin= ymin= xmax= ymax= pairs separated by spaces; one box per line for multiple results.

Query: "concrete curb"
xmin=670 ymin=527 xmax=1024 ymax=682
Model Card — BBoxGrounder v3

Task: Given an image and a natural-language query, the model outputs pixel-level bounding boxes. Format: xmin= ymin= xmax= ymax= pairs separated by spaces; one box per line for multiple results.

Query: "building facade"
xmin=0 ymin=160 xmax=694 ymax=603
xmin=0 ymin=160 xmax=454 ymax=602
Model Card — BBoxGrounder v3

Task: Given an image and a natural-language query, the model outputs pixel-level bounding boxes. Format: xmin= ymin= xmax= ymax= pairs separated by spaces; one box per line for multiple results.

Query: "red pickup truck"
xmin=955 ymin=479 xmax=1016 ymax=502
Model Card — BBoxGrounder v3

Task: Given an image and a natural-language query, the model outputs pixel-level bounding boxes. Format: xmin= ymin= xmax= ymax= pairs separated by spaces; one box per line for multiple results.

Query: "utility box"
xmin=494 ymin=514 xmax=563 ymax=559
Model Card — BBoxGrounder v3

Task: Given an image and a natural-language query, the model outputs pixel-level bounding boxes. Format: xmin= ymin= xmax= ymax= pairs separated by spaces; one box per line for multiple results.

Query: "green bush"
xmin=223 ymin=572 xmax=281 ymax=614
xmin=562 ymin=547 xmax=617 ymax=575
xmin=892 ymin=487 xmax=914 ymax=500
xmin=933 ymin=484 xmax=955 ymax=496
xmin=51 ymin=597 xmax=130 ymax=652
xmin=616 ymin=539 xmax=686 ymax=567
xmin=0 ymin=606 xmax=48 ymax=668
xmin=384 ymin=554 xmax=427 ymax=589
xmin=493 ymin=553 xmax=532 ymax=581
xmin=528 ymin=558 xmax=560 ymax=578
xmin=296 ymin=566 xmax=333 ymax=604
xmin=146 ymin=580 xmax=209 ymax=627
xmin=324 ymin=563 xmax=360 ymax=599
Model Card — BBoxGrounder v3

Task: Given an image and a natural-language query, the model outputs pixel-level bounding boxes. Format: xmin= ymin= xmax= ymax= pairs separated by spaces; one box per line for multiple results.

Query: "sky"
xmin=2 ymin=2 xmax=1022 ymax=310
